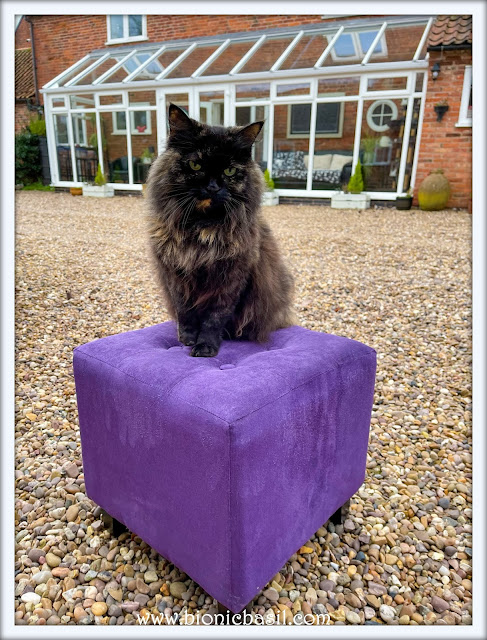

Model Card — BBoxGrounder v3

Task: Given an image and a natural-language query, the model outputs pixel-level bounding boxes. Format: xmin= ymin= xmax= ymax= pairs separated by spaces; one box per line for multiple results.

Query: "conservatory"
xmin=41 ymin=15 xmax=434 ymax=200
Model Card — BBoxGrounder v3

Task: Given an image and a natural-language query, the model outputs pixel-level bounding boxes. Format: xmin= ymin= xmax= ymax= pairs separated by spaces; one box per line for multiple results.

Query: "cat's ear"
xmin=235 ymin=121 xmax=264 ymax=147
xmin=168 ymin=104 xmax=194 ymax=135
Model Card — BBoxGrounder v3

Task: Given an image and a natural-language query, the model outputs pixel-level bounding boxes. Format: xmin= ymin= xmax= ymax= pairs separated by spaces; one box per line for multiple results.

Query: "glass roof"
xmin=44 ymin=17 xmax=433 ymax=90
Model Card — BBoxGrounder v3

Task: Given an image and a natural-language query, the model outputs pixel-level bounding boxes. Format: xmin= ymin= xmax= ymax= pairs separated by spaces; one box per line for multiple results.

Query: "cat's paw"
xmin=190 ymin=342 xmax=219 ymax=358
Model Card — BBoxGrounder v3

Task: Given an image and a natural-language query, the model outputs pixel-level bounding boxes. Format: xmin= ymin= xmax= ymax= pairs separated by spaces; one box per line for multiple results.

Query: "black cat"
xmin=146 ymin=104 xmax=294 ymax=357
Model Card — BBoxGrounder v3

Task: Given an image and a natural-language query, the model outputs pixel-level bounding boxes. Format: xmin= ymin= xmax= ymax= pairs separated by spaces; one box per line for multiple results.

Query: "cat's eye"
xmin=224 ymin=167 xmax=236 ymax=176
xmin=189 ymin=160 xmax=201 ymax=171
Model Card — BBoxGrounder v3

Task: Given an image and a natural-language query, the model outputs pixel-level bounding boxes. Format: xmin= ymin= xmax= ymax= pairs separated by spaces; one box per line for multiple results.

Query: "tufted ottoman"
xmin=73 ymin=321 xmax=376 ymax=613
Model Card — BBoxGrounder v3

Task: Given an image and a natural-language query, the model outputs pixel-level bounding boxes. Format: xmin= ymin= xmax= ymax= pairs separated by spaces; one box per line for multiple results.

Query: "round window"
xmin=366 ymin=100 xmax=398 ymax=132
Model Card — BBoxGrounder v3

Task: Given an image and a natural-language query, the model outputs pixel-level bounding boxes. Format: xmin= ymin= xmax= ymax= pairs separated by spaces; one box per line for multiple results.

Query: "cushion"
xmin=74 ymin=321 xmax=376 ymax=612
xmin=304 ymin=154 xmax=333 ymax=170
xmin=329 ymin=153 xmax=353 ymax=171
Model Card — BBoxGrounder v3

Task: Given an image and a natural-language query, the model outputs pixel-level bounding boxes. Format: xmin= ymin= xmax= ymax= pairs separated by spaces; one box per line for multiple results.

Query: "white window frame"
xmin=72 ymin=114 xmax=88 ymax=146
xmin=328 ymin=29 xmax=388 ymax=62
xmin=456 ymin=65 xmax=472 ymax=127
xmin=286 ymin=99 xmax=344 ymax=139
xmin=366 ymin=99 xmax=398 ymax=132
xmin=106 ymin=15 xmax=148 ymax=45
xmin=112 ymin=103 xmax=152 ymax=135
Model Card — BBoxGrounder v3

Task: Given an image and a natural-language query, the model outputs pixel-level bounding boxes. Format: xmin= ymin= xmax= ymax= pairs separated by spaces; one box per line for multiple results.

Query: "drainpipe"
xmin=24 ymin=16 xmax=41 ymax=111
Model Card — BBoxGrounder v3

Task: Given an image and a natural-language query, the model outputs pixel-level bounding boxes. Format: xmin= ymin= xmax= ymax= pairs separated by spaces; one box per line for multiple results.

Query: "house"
xmin=14 ymin=14 xmax=472 ymax=208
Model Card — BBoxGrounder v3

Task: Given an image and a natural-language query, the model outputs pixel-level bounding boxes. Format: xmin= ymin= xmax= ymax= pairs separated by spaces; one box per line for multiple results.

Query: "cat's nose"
xmin=207 ymin=179 xmax=220 ymax=193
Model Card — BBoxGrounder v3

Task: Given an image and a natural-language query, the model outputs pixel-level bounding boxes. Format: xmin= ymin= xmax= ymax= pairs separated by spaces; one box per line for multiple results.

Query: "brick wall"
xmin=414 ymin=49 xmax=472 ymax=210
xmin=15 ymin=103 xmax=32 ymax=132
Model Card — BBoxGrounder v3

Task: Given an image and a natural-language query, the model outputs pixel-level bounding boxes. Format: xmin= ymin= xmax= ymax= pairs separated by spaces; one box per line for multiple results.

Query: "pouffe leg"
xmin=100 ymin=509 xmax=129 ymax=538
xmin=329 ymin=499 xmax=351 ymax=526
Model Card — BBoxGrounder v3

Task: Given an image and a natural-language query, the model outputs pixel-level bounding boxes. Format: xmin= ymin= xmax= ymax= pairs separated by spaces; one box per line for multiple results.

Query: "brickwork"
xmin=15 ymin=103 xmax=32 ymax=133
xmin=415 ymin=49 xmax=472 ymax=209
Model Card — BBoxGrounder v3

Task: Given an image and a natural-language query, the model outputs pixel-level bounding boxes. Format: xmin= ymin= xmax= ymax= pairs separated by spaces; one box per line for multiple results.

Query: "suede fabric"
xmin=73 ymin=321 xmax=376 ymax=612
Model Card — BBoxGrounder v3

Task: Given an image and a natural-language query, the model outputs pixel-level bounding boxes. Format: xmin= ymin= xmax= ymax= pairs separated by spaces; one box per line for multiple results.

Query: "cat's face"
xmin=163 ymin=104 xmax=263 ymax=225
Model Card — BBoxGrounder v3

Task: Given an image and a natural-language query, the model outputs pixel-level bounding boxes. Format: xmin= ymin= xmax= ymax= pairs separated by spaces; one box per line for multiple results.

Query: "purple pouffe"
xmin=73 ymin=321 xmax=376 ymax=613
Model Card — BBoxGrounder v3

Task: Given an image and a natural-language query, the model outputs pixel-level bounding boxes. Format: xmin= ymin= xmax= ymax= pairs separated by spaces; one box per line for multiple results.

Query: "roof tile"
xmin=427 ymin=15 xmax=472 ymax=48
xmin=15 ymin=48 xmax=35 ymax=99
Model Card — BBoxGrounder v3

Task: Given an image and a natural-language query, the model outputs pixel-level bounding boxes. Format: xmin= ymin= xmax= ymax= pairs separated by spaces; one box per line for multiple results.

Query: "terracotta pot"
xmin=70 ymin=187 xmax=83 ymax=196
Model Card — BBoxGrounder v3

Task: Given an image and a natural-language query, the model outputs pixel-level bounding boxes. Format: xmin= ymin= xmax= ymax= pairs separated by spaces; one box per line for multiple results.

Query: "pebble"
xmin=13 ymin=195 xmax=473 ymax=626
xmin=45 ymin=553 xmax=61 ymax=568
xmin=91 ymin=602 xmax=108 ymax=616
xmin=169 ymin=582 xmax=186 ymax=599
xmin=379 ymin=604 xmax=396 ymax=622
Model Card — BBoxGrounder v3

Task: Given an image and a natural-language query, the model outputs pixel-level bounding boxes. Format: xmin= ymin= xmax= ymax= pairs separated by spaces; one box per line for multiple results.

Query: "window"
xmin=366 ymin=100 xmax=398 ymax=132
xmin=329 ymin=30 xmax=387 ymax=61
xmin=106 ymin=15 xmax=147 ymax=44
xmin=72 ymin=115 xmax=88 ymax=146
xmin=112 ymin=104 xmax=152 ymax=135
xmin=287 ymin=103 xmax=344 ymax=138
xmin=457 ymin=65 xmax=472 ymax=127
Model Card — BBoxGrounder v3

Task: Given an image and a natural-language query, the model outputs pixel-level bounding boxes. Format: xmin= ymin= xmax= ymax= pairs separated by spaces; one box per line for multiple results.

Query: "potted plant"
xmin=82 ymin=163 xmax=114 ymax=198
xmin=331 ymin=160 xmax=370 ymax=210
xmin=434 ymin=100 xmax=449 ymax=122
xmin=262 ymin=169 xmax=279 ymax=206
xmin=141 ymin=148 xmax=154 ymax=165
xmin=396 ymin=188 xmax=413 ymax=210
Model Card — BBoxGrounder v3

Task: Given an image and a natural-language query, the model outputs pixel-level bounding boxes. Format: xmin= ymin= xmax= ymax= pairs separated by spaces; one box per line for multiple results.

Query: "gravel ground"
xmin=14 ymin=192 xmax=472 ymax=626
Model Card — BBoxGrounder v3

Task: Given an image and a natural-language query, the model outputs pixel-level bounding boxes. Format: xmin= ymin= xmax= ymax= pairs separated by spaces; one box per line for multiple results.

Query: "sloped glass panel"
xmin=166 ymin=43 xmax=222 ymax=79
xmin=239 ymin=36 xmax=295 ymax=73
xmin=72 ymin=54 xmax=130 ymax=85
xmin=382 ymin=22 xmax=428 ymax=62
xmin=99 ymin=51 xmax=143 ymax=84
xmin=359 ymin=31 xmax=383 ymax=55
xmin=280 ymin=32 xmax=328 ymax=69
xmin=131 ymin=47 xmax=187 ymax=81
xmin=56 ymin=56 xmax=103 ymax=87
xmin=201 ymin=39 xmax=257 ymax=76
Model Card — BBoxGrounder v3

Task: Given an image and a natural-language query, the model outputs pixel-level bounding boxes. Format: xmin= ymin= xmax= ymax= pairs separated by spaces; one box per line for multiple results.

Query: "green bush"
xmin=263 ymin=168 xmax=275 ymax=191
xmin=347 ymin=159 xmax=364 ymax=194
xmin=15 ymin=130 xmax=41 ymax=185
xmin=28 ymin=117 xmax=46 ymax=136
xmin=94 ymin=163 xmax=107 ymax=187
xmin=22 ymin=181 xmax=54 ymax=191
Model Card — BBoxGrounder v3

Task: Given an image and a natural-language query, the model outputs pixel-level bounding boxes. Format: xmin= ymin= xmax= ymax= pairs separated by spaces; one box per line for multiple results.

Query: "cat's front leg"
xmin=190 ymin=308 xmax=232 ymax=358
xmin=177 ymin=310 xmax=200 ymax=347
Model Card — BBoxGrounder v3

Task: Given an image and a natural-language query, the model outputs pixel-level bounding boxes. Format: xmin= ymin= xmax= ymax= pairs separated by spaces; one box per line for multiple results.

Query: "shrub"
xmin=15 ymin=130 xmax=41 ymax=185
xmin=263 ymin=169 xmax=275 ymax=191
xmin=94 ymin=163 xmax=107 ymax=187
xmin=28 ymin=117 xmax=46 ymax=136
xmin=347 ymin=159 xmax=364 ymax=194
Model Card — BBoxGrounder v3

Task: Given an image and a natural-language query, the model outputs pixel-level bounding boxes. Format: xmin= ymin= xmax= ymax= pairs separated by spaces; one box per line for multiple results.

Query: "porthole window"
xmin=366 ymin=100 xmax=398 ymax=132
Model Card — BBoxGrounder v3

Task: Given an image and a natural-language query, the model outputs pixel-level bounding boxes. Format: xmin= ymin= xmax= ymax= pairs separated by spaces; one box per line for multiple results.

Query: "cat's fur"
xmin=146 ymin=104 xmax=294 ymax=357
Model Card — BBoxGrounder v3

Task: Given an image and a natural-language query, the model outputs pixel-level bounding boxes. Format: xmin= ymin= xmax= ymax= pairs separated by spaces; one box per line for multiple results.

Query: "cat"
xmin=146 ymin=104 xmax=295 ymax=357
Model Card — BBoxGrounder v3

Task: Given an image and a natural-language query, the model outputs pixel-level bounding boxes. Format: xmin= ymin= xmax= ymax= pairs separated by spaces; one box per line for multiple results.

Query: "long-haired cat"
xmin=146 ymin=104 xmax=294 ymax=357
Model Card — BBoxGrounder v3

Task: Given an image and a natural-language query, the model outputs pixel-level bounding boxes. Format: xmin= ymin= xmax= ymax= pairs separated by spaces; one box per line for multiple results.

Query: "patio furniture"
xmin=73 ymin=321 xmax=376 ymax=612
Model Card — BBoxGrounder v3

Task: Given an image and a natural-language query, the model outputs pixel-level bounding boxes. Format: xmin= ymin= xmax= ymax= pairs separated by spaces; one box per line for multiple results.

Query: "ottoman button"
xmin=219 ymin=364 xmax=235 ymax=370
